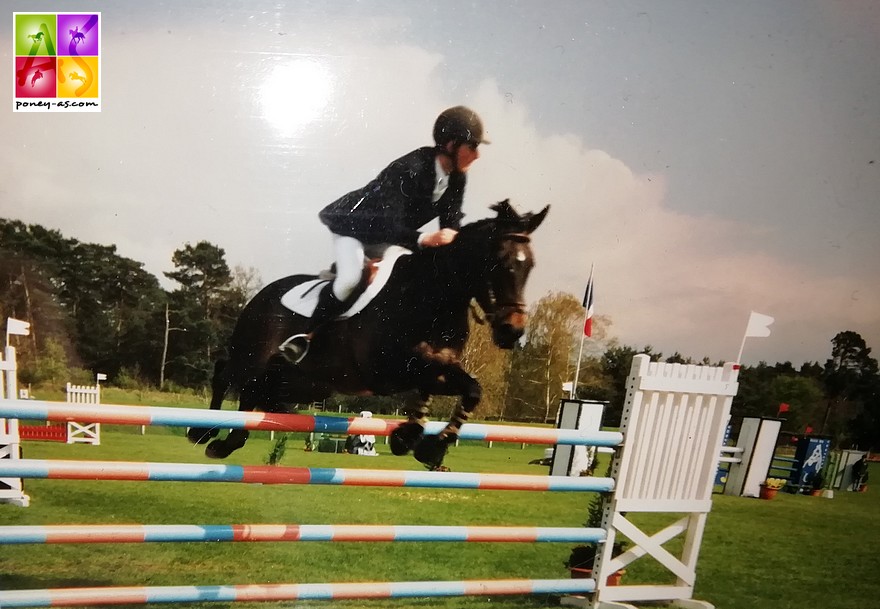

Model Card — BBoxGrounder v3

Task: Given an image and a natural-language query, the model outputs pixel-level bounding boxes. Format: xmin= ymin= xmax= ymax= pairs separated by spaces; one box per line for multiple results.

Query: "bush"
xmin=18 ymin=338 xmax=69 ymax=387
xmin=266 ymin=433 xmax=289 ymax=465
xmin=115 ymin=366 xmax=147 ymax=390
xmin=66 ymin=367 xmax=96 ymax=385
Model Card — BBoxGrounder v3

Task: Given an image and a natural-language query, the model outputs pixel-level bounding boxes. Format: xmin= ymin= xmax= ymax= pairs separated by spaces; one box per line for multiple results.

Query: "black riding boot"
xmin=279 ymin=285 xmax=346 ymax=364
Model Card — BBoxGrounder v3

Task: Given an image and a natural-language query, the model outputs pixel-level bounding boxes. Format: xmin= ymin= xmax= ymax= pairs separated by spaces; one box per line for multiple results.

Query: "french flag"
xmin=582 ymin=274 xmax=594 ymax=338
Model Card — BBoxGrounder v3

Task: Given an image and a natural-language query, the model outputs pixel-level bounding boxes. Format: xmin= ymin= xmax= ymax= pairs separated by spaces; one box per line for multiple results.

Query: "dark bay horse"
xmin=187 ymin=200 xmax=548 ymax=468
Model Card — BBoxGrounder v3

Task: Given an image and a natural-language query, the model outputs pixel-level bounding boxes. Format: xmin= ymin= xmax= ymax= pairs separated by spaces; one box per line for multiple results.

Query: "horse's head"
xmin=467 ymin=199 xmax=549 ymax=349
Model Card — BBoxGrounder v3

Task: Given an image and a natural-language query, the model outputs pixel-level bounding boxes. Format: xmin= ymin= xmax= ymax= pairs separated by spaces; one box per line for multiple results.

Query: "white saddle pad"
xmin=280 ymin=246 xmax=411 ymax=318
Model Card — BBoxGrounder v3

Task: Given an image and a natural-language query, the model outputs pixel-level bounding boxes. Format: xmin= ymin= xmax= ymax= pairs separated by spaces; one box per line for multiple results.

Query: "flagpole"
xmin=572 ymin=330 xmax=586 ymax=399
xmin=736 ymin=333 xmax=748 ymax=364
xmin=571 ymin=264 xmax=594 ymax=399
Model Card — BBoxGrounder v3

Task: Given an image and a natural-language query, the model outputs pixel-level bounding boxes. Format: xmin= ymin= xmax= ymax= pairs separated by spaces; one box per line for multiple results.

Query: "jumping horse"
xmin=187 ymin=200 xmax=548 ymax=469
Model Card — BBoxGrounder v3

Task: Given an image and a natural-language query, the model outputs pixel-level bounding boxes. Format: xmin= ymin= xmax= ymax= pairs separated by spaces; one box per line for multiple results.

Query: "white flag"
xmin=745 ymin=311 xmax=774 ymax=338
xmin=6 ymin=318 xmax=30 ymax=336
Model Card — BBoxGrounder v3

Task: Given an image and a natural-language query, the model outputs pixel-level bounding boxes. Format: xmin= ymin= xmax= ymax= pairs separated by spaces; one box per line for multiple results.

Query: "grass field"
xmin=2 ymin=403 xmax=879 ymax=609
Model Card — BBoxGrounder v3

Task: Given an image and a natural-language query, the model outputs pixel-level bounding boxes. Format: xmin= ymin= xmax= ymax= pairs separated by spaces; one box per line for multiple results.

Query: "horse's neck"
xmin=410 ymin=241 xmax=484 ymax=307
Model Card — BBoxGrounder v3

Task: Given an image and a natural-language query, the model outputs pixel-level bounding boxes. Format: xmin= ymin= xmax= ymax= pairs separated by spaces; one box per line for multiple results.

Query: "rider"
xmin=279 ymin=105 xmax=489 ymax=363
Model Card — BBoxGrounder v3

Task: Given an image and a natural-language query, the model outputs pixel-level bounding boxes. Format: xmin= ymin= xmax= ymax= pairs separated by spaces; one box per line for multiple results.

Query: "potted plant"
xmin=758 ymin=477 xmax=786 ymax=500
xmin=564 ymin=464 xmax=627 ymax=585
xmin=565 ymin=539 xmax=627 ymax=585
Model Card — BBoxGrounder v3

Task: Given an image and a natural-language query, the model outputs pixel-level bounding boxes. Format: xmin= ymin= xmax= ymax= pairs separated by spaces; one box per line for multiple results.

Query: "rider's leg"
xmin=279 ymin=235 xmax=364 ymax=363
xmin=331 ymin=235 xmax=366 ymax=302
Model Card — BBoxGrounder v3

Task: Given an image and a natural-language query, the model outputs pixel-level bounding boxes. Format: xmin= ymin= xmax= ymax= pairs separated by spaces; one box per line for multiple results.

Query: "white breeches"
xmin=331 ymin=235 xmax=365 ymax=301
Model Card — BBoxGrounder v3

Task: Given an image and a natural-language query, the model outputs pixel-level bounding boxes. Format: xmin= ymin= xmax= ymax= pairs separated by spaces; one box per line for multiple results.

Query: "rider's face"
xmin=448 ymin=142 xmax=480 ymax=173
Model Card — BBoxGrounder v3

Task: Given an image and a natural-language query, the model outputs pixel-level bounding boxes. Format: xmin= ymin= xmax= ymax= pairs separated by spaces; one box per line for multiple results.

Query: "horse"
xmin=186 ymin=200 xmax=548 ymax=469
xmin=69 ymin=27 xmax=86 ymax=45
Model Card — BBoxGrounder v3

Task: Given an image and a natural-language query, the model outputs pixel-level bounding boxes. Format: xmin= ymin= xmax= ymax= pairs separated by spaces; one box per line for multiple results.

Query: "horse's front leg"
xmin=412 ymin=364 xmax=483 ymax=470
xmin=388 ymin=391 xmax=432 ymax=456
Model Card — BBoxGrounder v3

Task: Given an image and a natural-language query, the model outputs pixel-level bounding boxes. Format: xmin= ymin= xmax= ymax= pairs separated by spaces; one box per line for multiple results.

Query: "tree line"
xmin=0 ymin=219 xmax=256 ymax=390
xmin=2 ymin=218 xmax=877 ymax=449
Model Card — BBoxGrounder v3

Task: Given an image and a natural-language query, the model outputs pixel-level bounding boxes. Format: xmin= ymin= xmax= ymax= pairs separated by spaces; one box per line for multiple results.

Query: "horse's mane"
xmin=442 ymin=200 xmax=542 ymax=251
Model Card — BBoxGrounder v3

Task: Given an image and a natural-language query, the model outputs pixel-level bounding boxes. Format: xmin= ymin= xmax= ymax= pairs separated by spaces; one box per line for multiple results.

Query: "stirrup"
xmin=279 ymin=334 xmax=311 ymax=364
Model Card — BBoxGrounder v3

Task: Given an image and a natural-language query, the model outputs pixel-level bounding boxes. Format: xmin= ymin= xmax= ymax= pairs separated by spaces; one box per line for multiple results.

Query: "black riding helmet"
xmin=433 ymin=106 xmax=490 ymax=148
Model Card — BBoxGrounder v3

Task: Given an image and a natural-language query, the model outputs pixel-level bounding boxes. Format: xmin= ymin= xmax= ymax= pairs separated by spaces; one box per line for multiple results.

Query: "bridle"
xmin=475 ymin=231 xmax=530 ymax=324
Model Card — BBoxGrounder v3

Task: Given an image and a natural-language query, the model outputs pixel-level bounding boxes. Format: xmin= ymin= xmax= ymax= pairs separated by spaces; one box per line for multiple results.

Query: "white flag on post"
xmin=745 ymin=311 xmax=774 ymax=337
xmin=737 ymin=311 xmax=774 ymax=362
xmin=6 ymin=318 xmax=30 ymax=336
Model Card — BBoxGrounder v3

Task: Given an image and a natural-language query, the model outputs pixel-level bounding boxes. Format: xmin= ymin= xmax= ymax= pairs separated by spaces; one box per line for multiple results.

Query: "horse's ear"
xmin=490 ymin=199 xmax=519 ymax=221
xmin=524 ymin=205 xmax=549 ymax=233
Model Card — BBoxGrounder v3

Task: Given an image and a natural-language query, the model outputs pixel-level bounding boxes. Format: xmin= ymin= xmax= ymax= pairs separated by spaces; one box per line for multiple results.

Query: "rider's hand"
xmin=418 ymin=228 xmax=458 ymax=248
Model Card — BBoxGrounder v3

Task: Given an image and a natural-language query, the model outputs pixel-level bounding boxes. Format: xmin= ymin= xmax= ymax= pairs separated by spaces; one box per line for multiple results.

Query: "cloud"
xmin=1 ymin=16 xmax=876 ymax=367
xmin=466 ymin=82 xmax=880 ymax=364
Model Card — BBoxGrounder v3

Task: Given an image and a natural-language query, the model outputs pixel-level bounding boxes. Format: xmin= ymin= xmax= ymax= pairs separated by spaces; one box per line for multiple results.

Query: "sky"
xmin=2 ymin=1 xmax=878 ymax=367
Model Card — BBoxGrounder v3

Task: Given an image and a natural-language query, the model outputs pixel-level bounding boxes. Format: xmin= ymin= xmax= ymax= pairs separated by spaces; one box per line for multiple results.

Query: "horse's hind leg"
xmin=206 ymin=428 xmax=249 ymax=459
xmin=187 ymin=360 xmax=229 ymax=445
xmin=203 ymin=375 xmax=263 ymax=459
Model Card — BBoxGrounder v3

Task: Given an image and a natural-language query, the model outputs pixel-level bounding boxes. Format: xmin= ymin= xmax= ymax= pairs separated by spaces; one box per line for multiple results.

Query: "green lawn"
xmin=2 ymin=420 xmax=878 ymax=609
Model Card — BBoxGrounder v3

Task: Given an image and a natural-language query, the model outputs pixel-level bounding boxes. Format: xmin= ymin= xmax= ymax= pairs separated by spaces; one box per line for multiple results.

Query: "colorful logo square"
xmin=12 ymin=12 xmax=101 ymax=112
xmin=14 ymin=56 xmax=56 ymax=97
xmin=14 ymin=13 xmax=57 ymax=56
xmin=58 ymin=55 xmax=98 ymax=98
xmin=57 ymin=14 xmax=99 ymax=57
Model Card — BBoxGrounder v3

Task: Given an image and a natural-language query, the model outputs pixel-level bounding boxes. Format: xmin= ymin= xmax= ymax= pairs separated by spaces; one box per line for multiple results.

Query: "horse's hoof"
xmin=187 ymin=427 xmax=218 ymax=444
xmin=389 ymin=422 xmax=424 ymax=456
xmin=205 ymin=439 xmax=232 ymax=459
xmin=413 ymin=434 xmax=449 ymax=469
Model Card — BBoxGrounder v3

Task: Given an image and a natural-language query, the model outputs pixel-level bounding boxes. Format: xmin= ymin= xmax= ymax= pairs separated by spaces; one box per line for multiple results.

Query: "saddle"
xmin=279 ymin=245 xmax=411 ymax=318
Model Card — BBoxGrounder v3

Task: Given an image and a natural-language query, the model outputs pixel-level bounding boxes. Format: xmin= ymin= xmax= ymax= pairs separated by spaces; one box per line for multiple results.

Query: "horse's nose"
xmin=507 ymin=310 xmax=527 ymax=330
xmin=493 ymin=312 xmax=527 ymax=349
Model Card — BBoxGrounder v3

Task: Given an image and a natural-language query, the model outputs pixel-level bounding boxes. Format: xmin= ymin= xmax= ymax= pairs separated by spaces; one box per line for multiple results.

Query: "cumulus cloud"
xmin=1 ymin=16 xmax=876 ymax=366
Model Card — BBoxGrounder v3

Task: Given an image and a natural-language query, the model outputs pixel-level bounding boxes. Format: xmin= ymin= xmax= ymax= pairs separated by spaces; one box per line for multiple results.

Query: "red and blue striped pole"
xmin=0 ymin=579 xmax=596 ymax=609
xmin=0 ymin=579 xmax=596 ymax=607
xmin=0 ymin=523 xmax=606 ymax=545
xmin=0 ymin=459 xmax=615 ymax=492
xmin=0 ymin=400 xmax=623 ymax=447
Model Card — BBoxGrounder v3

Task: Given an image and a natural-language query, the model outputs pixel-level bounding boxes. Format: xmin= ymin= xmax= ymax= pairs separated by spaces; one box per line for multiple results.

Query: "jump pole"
xmin=0 ymin=400 xmax=623 ymax=447
xmin=0 ymin=579 xmax=596 ymax=607
xmin=0 ymin=523 xmax=607 ymax=545
xmin=0 ymin=458 xmax=615 ymax=492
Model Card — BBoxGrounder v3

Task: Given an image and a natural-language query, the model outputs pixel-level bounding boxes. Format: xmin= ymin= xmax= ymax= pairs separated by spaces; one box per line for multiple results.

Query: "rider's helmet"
xmin=433 ymin=106 xmax=490 ymax=148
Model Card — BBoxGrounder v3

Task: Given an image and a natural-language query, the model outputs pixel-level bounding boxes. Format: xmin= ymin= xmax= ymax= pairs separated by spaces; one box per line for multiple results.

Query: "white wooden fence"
xmin=65 ymin=383 xmax=101 ymax=445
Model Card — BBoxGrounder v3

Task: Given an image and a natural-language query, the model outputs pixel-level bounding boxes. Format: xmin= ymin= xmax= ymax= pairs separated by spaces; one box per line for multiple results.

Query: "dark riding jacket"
xmin=318 ymin=147 xmax=465 ymax=250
